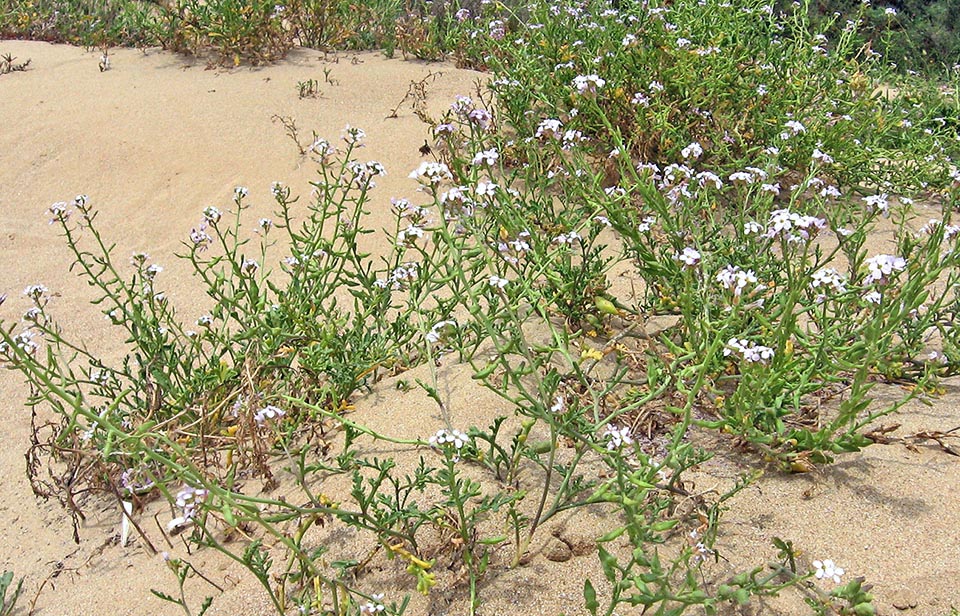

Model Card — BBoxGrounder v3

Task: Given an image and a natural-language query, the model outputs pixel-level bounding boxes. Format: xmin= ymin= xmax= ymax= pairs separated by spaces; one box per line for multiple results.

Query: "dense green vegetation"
xmin=3 ymin=0 xmax=960 ymax=615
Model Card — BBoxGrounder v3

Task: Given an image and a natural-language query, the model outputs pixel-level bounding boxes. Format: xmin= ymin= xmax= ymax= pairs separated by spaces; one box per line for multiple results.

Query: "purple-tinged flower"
xmin=190 ymin=225 xmax=212 ymax=250
xmin=48 ymin=201 xmax=71 ymax=224
xmin=716 ymin=265 xmax=758 ymax=296
xmin=254 ymin=405 xmax=285 ymax=425
xmin=863 ymin=254 xmax=905 ymax=284
xmin=675 ymin=247 xmax=701 ymax=268
xmin=467 ymin=108 xmax=493 ymax=129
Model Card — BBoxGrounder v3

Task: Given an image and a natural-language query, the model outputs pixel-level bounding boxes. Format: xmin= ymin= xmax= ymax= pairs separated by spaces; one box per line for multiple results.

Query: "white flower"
xmin=553 ymin=231 xmax=581 ymax=245
xmin=603 ymin=424 xmax=634 ymax=450
xmin=23 ymin=284 xmax=49 ymax=303
xmin=48 ymin=201 xmax=71 ymax=223
xmin=864 ymin=290 xmax=882 ymax=304
xmin=203 ymin=206 xmax=222 ymax=225
xmin=783 ymin=120 xmax=806 ymax=135
xmin=409 ymin=161 xmax=452 ymax=186
xmin=812 ymin=148 xmax=834 ymax=164
xmin=342 ymin=125 xmax=366 ymax=144
xmin=175 ymin=485 xmax=207 ymax=517
xmin=397 ymin=224 xmax=424 ymax=246
xmin=536 ymin=118 xmax=563 ymax=140
xmin=696 ymin=171 xmax=722 ymax=190
xmin=471 ymin=148 xmax=499 ymax=167
xmin=813 ymin=559 xmax=844 ymax=584
xmin=429 ymin=428 xmax=469 ymax=450
xmin=488 ymin=275 xmax=509 ymax=289
xmin=810 ymin=268 xmax=846 ymax=294
xmin=863 ymin=254 xmax=906 ymax=285
xmin=681 ymin=142 xmax=703 ymax=160
xmin=241 ymin=258 xmax=260 ymax=275
xmin=572 ymin=74 xmax=606 ymax=95
xmin=234 ymin=186 xmax=249 ymax=200
xmin=426 ymin=320 xmax=457 ymax=344
xmin=862 ymin=193 xmax=889 ymax=215
xmin=475 ymin=181 xmax=498 ymax=197
xmin=550 ymin=396 xmax=565 ymax=413
xmin=145 ymin=264 xmax=163 ymax=279
xmin=743 ymin=221 xmax=764 ymax=235
xmin=310 ymin=137 xmax=333 ymax=157
xmin=359 ymin=594 xmax=386 ymax=614
xmin=724 ymin=338 xmax=774 ymax=364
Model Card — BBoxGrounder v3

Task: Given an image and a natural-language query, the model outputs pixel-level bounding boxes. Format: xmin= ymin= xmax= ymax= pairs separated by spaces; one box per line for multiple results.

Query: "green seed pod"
xmin=594 ymin=295 xmax=620 ymax=315
xmin=852 ymin=603 xmax=875 ymax=616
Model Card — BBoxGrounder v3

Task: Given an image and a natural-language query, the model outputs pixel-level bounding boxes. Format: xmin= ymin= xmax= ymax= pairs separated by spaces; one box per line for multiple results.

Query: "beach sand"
xmin=0 ymin=40 xmax=958 ymax=615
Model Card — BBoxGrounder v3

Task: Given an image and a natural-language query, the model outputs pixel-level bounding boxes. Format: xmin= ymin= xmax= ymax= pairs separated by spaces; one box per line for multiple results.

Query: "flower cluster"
xmin=359 ymin=594 xmax=385 ymax=614
xmin=603 ymin=424 xmax=634 ymax=451
xmin=497 ymin=230 xmax=532 ymax=265
xmin=536 ymin=118 xmax=563 ymax=140
xmin=863 ymin=254 xmax=906 ymax=285
xmin=409 ymin=161 xmax=453 ymax=187
xmin=724 ymin=338 xmax=775 ymax=364
xmin=375 ymin=263 xmax=419 ymax=291
xmin=572 ymin=73 xmax=605 ymax=96
xmin=715 ymin=265 xmax=758 ymax=296
xmin=812 ymin=559 xmax=844 ymax=584
xmin=810 ymin=268 xmax=846 ymax=293
xmin=167 ymin=485 xmax=207 ymax=532
xmin=765 ymin=209 xmax=827 ymax=242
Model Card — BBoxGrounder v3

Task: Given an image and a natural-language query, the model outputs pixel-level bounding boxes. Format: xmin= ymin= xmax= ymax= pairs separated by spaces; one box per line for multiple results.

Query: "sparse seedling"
xmin=296 ymin=78 xmax=321 ymax=99
xmin=0 ymin=571 xmax=23 ymax=616
xmin=0 ymin=53 xmax=30 ymax=75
